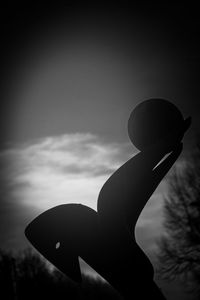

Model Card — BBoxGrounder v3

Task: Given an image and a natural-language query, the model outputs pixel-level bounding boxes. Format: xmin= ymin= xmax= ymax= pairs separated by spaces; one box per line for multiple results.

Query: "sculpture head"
xmin=128 ymin=98 xmax=184 ymax=150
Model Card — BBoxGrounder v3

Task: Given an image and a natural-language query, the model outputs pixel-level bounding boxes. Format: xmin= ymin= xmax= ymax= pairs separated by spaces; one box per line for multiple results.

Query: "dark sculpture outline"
xmin=25 ymin=100 xmax=191 ymax=299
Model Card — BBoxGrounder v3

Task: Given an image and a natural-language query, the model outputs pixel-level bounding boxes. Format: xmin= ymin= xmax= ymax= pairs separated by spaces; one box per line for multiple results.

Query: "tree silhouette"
xmin=0 ymin=249 xmax=18 ymax=300
xmin=0 ymin=248 xmax=122 ymax=299
xmin=158 ymin=137 xmax=200 ymax=298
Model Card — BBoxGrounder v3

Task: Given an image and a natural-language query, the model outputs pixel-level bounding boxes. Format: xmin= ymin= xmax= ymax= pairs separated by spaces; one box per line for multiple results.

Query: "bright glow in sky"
xmin=0 ymin=133 xmax=166 ymax=266
xmin=7 ymin=133 xmax=130 ymax=211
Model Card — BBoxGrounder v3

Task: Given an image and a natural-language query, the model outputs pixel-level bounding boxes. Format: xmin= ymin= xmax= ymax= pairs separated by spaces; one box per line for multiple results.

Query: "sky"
xmin=0 ymin=3 xmax=200 ymax=300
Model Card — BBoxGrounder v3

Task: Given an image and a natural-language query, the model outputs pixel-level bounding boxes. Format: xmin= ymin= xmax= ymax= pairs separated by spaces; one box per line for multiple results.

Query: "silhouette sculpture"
xmin=25 ymin=99 xmax=191 ymax=299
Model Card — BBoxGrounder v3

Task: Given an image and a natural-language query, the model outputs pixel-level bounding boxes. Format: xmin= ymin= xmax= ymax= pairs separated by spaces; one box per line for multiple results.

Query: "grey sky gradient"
xmin=1 ymin=3 xmax=200 ymax=148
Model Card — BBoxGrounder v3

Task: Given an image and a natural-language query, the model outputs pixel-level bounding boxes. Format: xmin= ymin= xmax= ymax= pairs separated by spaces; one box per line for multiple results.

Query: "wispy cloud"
xmin=0 ymin=133 xmax=131 ymax=210
xmin=0 ymin=132 xmax=166 ymax=266
xmin=0 ymin=133 xmax=131 ymax=249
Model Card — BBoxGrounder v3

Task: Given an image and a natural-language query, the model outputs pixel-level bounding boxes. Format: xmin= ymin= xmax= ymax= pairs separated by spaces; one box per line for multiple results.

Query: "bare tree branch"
xmin=158 ymin=138 xmax=200 ymax=298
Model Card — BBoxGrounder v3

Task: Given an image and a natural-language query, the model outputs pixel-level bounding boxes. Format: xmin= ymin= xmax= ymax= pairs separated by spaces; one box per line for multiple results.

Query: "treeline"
xmin=0 ymin=248 xmax=121 ymax=300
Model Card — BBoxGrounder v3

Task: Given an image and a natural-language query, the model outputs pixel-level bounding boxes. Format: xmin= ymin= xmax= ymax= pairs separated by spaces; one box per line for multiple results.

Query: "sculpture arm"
xmin=135 ymin=116 xmax=191 ymax=172
xmin=125 ymin=143 xmax=183 ymax=231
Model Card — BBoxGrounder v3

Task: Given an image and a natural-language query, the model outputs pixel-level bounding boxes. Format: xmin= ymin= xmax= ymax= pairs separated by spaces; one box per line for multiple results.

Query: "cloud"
xmin=0 ymin=133 xmax=132 ymax=250
xmin=0 ymin=132 xmax=167 ymax=270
